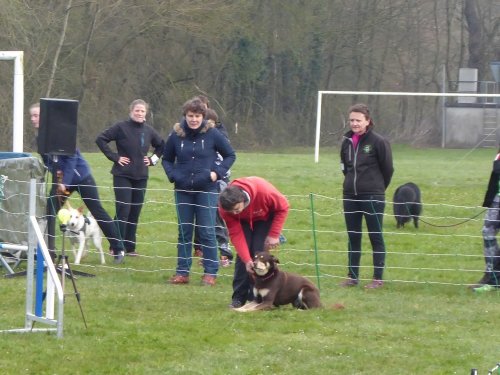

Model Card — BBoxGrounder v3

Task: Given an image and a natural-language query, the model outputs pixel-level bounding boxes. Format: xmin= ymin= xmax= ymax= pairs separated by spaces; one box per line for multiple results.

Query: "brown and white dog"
xmin=64 ymin=205 xmax=105 ymax=265
xmin=233 ymin=251 xmax=321 ymax=312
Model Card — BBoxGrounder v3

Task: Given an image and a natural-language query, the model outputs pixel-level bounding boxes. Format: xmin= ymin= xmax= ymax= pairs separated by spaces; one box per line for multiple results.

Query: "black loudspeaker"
xmin=38 ymin=98 xmax=78 ymax=155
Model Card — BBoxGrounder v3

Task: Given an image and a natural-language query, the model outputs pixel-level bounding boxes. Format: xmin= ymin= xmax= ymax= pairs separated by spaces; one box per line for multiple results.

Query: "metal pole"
xmin=441 ymin=64 xmax=447 ymax=148
xmin=25 ymin=178 xmax=36 ymax=329
xmin=0 ymin=51 xmax=24 ymax=152
xmin=314 ymin=92 xmax=323 ymax=163
xmin=309 ymin=193 xmax=321 ymax=290
xmin=13 ymin=52 xmax=24 ymax=152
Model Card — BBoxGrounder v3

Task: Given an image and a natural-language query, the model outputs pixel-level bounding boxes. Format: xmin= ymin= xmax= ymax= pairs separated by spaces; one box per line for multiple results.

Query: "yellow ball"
xmin=57 ymin=208 xmax=71 ymax=224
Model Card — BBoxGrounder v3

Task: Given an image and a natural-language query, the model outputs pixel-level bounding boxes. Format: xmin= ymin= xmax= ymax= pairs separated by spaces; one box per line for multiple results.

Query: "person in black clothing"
xmin=339 ymin=103 xmax=394 ymax=289
xmin=96 ymin=99 xmax=164 ymax=256
xmin=45 ymin=151 xmax=127 ymax=264
xmin=30 ymin=103 xmax=126 ymax=264
xmin=471 ymin=150 xmax=500 ymax=292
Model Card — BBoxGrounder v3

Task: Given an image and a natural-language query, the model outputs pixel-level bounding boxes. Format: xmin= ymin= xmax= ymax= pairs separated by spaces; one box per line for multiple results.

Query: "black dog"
xmin=233 ymin=251 xmax=321 ymax=312
xmin=393 ymin=182 xmax=422 ymax=228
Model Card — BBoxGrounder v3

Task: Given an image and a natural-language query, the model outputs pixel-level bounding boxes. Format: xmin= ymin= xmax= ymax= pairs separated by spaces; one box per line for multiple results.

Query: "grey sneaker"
xmin=113 ymin=251 xmax=125 ymax=264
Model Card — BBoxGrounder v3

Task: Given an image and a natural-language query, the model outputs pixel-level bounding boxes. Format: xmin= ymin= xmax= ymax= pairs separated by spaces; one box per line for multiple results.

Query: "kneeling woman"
xmin=162 ymin=98 xmax=236 ymax=286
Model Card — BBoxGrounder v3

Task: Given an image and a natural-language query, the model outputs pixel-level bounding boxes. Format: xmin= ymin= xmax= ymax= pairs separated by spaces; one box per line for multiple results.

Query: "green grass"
xmin=1 ymin=145 xmax=500 ymax=374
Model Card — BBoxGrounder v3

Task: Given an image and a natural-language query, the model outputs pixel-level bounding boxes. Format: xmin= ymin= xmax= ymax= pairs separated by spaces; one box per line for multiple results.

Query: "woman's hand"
xmin=117 ymin=156 xmax=130 ymax=166
xmin=57 ymin=183 xmax=69 ymax=196
xmin=264 ymin=236 xmax=280 ymax=251
xmin=210 ymin=171 xmax=217 ymax=182
xmin=245 ymin=260 xmax=255 ymax=274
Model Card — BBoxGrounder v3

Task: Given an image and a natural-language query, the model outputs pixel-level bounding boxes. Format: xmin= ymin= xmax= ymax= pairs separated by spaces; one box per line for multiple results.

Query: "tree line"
xmin=0 ymin=0 xmax=498 ymax=151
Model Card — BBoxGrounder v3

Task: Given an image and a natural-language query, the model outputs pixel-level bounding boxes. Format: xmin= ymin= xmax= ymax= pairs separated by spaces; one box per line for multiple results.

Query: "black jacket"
xmin=96 ymin=119 xmax=164 ymax=180
xmin=482 ymin=158 xmax=500 ymax=207
xmin=340 ymin=128 xmax=394 ymax=196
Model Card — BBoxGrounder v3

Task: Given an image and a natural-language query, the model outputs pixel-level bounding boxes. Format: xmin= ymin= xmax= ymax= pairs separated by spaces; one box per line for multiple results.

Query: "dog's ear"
xmin=78 ymin=206 xmax=85 ymax=213
xmin=271 ymin=254 xmax=280 ymax=264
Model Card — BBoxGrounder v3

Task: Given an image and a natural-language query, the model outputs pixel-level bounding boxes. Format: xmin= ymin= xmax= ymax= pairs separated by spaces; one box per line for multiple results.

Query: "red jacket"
xmin=219 ymin=177 xmax=289 ymax=263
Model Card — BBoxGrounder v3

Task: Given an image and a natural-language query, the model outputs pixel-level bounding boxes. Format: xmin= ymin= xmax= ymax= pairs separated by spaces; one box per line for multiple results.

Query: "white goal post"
xmin=0 ymin=51 xmax=24 ymax=152
xmin=314 ymin=90 xmax=500 ymax=163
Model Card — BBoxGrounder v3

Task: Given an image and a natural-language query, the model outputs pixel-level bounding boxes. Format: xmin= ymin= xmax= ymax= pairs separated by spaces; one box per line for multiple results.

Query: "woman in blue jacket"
xmin=162 ymin=98 xmax=236 ymax=286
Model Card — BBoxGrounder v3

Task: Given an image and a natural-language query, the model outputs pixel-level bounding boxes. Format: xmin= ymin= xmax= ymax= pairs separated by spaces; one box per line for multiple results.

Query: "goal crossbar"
xmin=315 ymin=90 xmax=500 ymax=163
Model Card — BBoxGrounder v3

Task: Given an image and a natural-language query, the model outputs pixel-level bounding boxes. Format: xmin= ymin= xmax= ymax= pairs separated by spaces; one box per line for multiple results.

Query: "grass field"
xmin=1 ymin=145 xmax=500 ymax=374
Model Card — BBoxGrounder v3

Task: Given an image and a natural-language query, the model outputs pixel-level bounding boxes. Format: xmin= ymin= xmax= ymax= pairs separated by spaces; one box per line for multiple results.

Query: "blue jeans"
xmin=174 ymin=189 xmax=219 ymax=276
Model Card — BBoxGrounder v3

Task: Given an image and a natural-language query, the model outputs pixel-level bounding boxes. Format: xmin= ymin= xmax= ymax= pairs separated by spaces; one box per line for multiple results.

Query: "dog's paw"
xmin=232 ymin=301 xmax=260 ymax=312
xmin=232 ymin=306 xmax=249 ymax=312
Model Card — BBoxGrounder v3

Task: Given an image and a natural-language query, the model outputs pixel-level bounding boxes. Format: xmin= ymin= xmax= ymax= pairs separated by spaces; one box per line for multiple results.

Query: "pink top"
xmin=352 ymin=133 xmax=361 ymax=149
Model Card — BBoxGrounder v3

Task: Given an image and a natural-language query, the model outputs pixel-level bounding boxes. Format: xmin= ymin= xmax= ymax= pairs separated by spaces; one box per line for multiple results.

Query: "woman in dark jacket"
xmin=339 ymin=103 xmax=394 ymax=289
xmin=46 ymin=150 xmax=126 ymax=264
xmin=162 ymin=98 xmax=236 ymax=286
xmin=30 ymin=102 xmax=126 ymax=263
xmin=472 ymin=150 xmax=500 ymax=291
xmin=96 ymin=99 xmax=164 ymax=256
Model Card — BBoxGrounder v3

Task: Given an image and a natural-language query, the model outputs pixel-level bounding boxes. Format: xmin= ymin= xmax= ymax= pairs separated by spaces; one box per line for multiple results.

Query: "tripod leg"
xmin=64 ymin=257 xmax=88 ymax=329
xmin=59 ymin=230 xmax=88 ymax=329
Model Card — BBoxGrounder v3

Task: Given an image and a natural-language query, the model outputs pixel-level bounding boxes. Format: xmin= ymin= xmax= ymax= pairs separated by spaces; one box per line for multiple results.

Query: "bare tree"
xmin=46 ymin=0 xmax=73 ymax=97
xmin=1 ymin=0 xmax=498 ymax=150
xmin=464 ymin=0 xmax=482 ymax=72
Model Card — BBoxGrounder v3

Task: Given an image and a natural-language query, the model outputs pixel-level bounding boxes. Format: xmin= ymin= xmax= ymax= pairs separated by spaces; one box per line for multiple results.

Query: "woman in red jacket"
xmin=219 ymin=176 xmax=289 ymax=308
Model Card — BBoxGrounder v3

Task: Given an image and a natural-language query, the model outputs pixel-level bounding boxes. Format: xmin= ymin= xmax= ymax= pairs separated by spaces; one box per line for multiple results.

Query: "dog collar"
xmin=259 ymin=270 xmax=277 ymax=281
xmin=70 ymin=216 xmax=89 ymax=235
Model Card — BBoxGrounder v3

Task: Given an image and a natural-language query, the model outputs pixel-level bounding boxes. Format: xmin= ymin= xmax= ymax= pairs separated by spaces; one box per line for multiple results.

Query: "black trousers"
xmin=343 ymin=194 xmax=386 ymax=280
xmin=46 ymin=174 xmax=124 ymax=255
xmin=231 ymin=218 xmax=273 ymax=304
xmin=113 ymin=176 xmax=147 ymax=252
